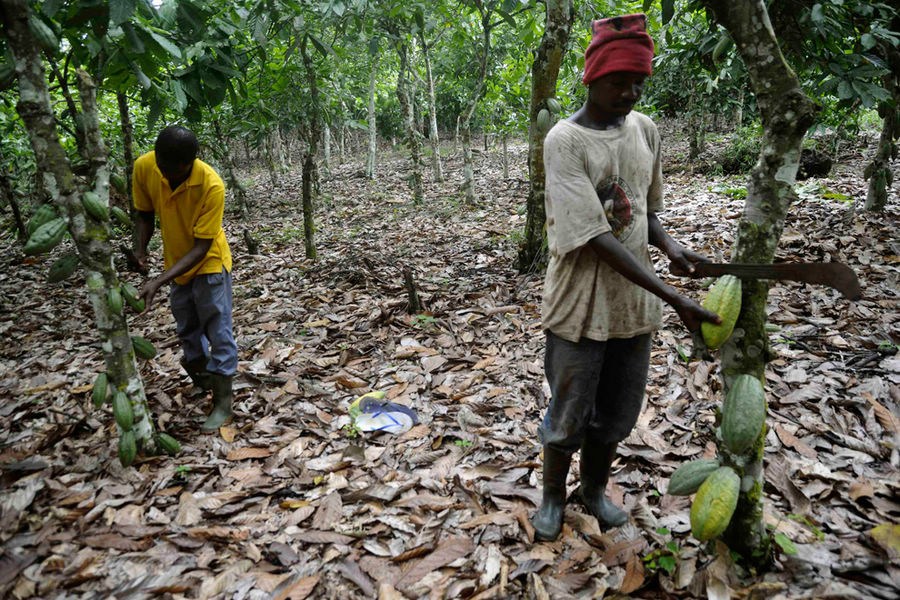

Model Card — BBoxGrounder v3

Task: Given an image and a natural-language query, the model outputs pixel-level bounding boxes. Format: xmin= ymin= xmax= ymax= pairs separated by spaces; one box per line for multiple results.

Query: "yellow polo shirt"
xmin=132 ymin=151 xmax=232 ymax=285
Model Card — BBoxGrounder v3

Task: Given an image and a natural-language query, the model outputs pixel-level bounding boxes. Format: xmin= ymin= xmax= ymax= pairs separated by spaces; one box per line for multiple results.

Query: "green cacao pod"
xmin=111 ymin=206 xmax=133 ymax=228
xmin=81 ymin=191 xmax=109 ymax=222
xmin=701 ymin=275 xmax=742 ymax=350
xmin=118 ymin=430 xmax=137 ymax=467
xmin=721 ymin=374 xmax=767 ymax=456
xmin=107 ymin=287 xmax=124 ymax=314
xmin=536 ymin=109 xmax=552 ymax=134
xmin=110 ymin=173 xmax=128 ymax=195
xmin=28 ymin=16 xmax=58 ymax=53
xmin=667 ymin=458 xmax=721 ymax=496
xmin=156 ymin=432 xmax=182 ymax=456
xmin=132 ymin=336 xmax=157 ymax=359
xmin=690 ymin=466 xmax=740 ymax=542
xmin=24 ymin=217 xmax=67 ymax=256
xmin=112 ymin=391 xmax=134 ymax=431
xmin=121 ymin=282 xmax=145 ymax=312
xmin=47 ymin=253 xmax=79 ymax=283
xmin=26 ymin=204 xmax=57 ymax=236
xmin=546 ymin=98 xmax=562 ymax=114
xmin=92 ymin=372 xmax=109 ymax=408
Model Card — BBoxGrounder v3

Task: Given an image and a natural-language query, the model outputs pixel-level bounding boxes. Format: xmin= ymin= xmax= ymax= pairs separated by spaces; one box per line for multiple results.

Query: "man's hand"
xmin=667 ymin=245 xmax=710 ymax=277
xmin=139 ymin=277 xmax=164 ymax=314
xmin=671 ymin=295 xmax=721 ymax=333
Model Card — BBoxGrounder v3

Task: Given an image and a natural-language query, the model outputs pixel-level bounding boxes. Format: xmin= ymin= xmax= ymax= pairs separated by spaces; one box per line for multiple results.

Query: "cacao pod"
xmin=721 ymin=374 xmax=766 ymax=456
xmin=667 ymin=458 xmax=721 ymax=496
xmin=546 ymin=98 xmax=562 ymax=114
xmin=121 ymin=283 xmax=145 ymax=312
xmin=132 ymin=336 xmax=157 ymax=359
xmin=156 ymin=433 xmax=182 ymax=456
xmin=111 ymin=206 xmax=133 ymax=228
xmin=47 ymin=253 xmax=79 ymax=283
xmin=690 ymin=466 xmax=740 ymax=542
xmin=110 ymin=173 xmax=127 ymax=195
xmin=118 ymin=430 xmax=137 ymax=467
xmin=81 ymin=191 xmax=109 ymax=222
xmin=701 ymin=275 xmax=741 ymax=350
xmin=24 ymin=217 xmax=67 ymax=255
xmin=107 ymin=287 xmax=124 ymax=314
xmin=112 ymin=391 xmax=134 ymax=431
xmin=26 ymin=204 xmax=57 ymax=236
xmin=536 ymin=109 xmax=552 ymax=134
xmin=92 ymin=372 xmax=109 ymax=408
xmin=28 ymin=16 xmax=58 ymax=53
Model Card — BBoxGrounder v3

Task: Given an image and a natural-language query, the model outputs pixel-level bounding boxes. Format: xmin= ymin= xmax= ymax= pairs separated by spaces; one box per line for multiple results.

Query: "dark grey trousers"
xmin=538 ymin=330 xmax=652 ymax=452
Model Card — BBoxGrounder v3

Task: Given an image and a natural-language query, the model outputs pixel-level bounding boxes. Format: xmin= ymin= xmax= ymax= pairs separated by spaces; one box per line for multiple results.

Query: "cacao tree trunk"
xmin=501 ymin=133 xmax=509 ymax=180
xmin=0 ymin=162 xmax=27 ymax=239
xmin=518 ymin=0 xmax=573 ymax=272
xmin=460 ymin=10 xmax=493 ymax=205
xmin=396 ymin=40 xmax=424 ymax=205
xmin=418 ymin=31 xmax=444 ymax=183
xmin=1 ymin=0 xmax=158 ymax=456
xmin=213 ymin=120 xmax=249 ymax=218
xmin=301 ymin=41 xmax=319 ymax=260
xmin=116 ymin=92 xmax=135 ymax=237
xmin=702 ymin=0 xmax=817 ymax=569
xmin=864 ymin=39 xmax=899 ymax=212
xmin=323 ymin=123 xmax=331 ymax=176
xmin=366 ymin=52 xmax=378 ymax=180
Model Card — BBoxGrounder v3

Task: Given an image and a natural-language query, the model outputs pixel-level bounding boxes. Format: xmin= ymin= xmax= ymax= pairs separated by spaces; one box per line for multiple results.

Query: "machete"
xmin=686 ymin=262 xmax=862 ymax=301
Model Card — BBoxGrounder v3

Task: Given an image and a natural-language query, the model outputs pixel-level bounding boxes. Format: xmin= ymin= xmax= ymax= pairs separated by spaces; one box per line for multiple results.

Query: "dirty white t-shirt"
xmin=541 ymin=113 xmax=664 ymax=342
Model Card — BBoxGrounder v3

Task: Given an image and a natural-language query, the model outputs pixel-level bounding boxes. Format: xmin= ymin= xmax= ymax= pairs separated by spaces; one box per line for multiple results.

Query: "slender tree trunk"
xmin=865 ymin=39 xmax=899 ymax=212
xmin=461 ymin=17 xmax=491 ymax=205
xmin=501 ymin=133 xmax=509 ymax=179
xmin=213 ymin=120 xmax=249 ymax=217
xmin=518 ymin=0 xmax=573 ymax=272
xmin=0 ymin=152 xmax=27 ymax=239
xmin=702 ymin=0 xmax=816 ymax=569
xmin=418 ymin=31 xmax=444 ymax=183
xmin=323 ymin=123 xmax=331 ymax=177
xmin=116 ymin=92 xmax=135 ymax=241
xmin=301 ymin=42 xmax=319 ymax=260
xmin=396 ymin=40 xmax=424 ymax=204
xmin=366 ymin=53 xmax=378 ymax=180
xmin=1 ymin=0 xmax=157 ymax=455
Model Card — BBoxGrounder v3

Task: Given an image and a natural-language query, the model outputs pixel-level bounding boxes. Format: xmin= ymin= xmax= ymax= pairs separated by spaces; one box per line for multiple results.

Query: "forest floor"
xmin=0 ymin=126 xmax=898 ymax=600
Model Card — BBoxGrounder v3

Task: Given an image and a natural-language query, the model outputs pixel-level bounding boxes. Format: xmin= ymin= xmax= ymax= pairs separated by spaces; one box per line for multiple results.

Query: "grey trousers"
xmin=169 ymin=268 xmax=238 ymax=376
xmin=538 ymin=330 xmax=652 ymax=452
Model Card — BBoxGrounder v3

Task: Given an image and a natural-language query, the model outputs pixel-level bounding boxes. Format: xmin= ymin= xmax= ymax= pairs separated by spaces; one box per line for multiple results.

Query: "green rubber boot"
xmin=531 ymin=446 xmax=572 ymax=542
xmin=577 ymin=441 xmax=628 ymax=528
xmin=202 ymin=373 xmax=234 ymax=432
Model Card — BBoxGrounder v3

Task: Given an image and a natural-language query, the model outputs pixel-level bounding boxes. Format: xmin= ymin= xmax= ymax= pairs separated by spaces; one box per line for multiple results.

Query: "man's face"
xmin=588 ymin=72 xmax=646 ymax=118
xmin=156 ymin=159 xmax=192 ymax=185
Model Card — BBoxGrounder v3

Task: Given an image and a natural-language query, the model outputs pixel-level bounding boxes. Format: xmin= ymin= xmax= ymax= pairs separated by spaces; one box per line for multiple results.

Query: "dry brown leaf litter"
xmin=0 ymin=132 xmax=898 ymax=599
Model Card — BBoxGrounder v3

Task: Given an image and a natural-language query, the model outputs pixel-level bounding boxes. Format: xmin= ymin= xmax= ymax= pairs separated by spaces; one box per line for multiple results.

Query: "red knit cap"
xmin=583 ymin=14 xmax=654 ymax=86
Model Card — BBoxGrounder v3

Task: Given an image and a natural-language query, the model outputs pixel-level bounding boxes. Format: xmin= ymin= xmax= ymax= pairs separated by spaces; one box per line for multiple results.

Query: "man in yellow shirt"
xmin=133 ymin=125 xmax=237 ymax=432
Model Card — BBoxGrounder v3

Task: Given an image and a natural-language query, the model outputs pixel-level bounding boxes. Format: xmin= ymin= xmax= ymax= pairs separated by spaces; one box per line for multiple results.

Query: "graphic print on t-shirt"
xmin=596 ymin=176 xmax=635 ymax=240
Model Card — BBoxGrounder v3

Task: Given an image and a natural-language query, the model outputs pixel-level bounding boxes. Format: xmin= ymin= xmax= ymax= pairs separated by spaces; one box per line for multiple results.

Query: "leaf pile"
xmin=0 ymin=134 xmax=897 ymax=599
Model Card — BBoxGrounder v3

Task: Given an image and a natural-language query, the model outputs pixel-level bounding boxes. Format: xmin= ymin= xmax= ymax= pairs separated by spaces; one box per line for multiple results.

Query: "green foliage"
xmin=717 ymin=126 xmax=762 ymax=175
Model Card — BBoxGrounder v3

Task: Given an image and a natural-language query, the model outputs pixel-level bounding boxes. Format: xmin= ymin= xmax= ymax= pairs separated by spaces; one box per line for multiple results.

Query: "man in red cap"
xmin=531 ymin=14 xmax=721 ymax=541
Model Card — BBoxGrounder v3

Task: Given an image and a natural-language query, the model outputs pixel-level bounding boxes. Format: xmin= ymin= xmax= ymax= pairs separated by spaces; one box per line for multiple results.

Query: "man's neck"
xmin=570 ymin=106 xmax=626 ymax=130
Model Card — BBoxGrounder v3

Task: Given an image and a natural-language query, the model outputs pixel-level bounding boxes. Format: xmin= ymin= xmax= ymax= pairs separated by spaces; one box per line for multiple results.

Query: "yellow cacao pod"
xmin=690 ymin=466 xmax=740 ymax=542
xmin=701 ymin=275 xmax=741 ymax=350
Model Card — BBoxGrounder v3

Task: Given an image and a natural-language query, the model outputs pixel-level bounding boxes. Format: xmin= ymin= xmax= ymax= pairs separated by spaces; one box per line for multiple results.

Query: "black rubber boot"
xmin=181 ymin=356 xmax=211 ymax=392
xmin=202 ymin=373 xmax=234 ymax=432
xmin=577 ymin=440 xmax=628 ymax=528
xmin=531 ymin=446 xmax=572 ymax=542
